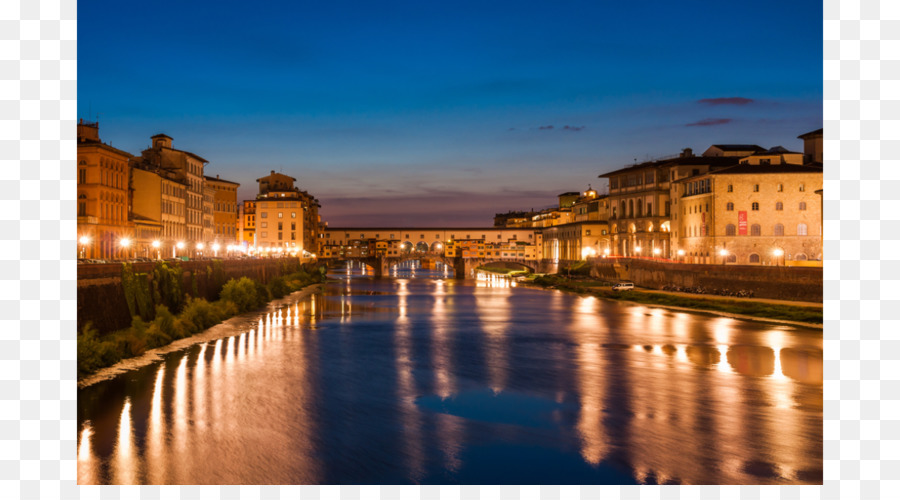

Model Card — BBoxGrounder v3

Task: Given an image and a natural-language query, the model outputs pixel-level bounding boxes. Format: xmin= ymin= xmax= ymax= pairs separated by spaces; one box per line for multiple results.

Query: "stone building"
xmin=541 ymin=221 xmax=610 ymax=262
xmin=251 ymin=171 xmax=320 ymax=257
xmin=798 ymin=128 xmax=823 ymax=163
xmin=238 ymin=200 xmax=256 ymax=248
xmin=205 ymin=175 xmax=240 ymax=247
xmin=134 ymin=134 xmax=208 ymax=245
xmin=672 ymin=160 xmax=823 ymax=265
xmin=77 ymin=120 xmax=134 ymax=260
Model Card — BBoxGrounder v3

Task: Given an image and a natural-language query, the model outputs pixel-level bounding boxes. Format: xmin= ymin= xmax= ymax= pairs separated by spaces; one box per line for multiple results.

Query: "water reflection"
xmin=77 ymin=273 xmax=822 ymax=485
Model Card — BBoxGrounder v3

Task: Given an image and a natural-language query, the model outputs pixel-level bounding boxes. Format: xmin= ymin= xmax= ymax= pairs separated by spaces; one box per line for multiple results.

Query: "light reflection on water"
xmin=77 ymin=267 xmax=822 ymax=485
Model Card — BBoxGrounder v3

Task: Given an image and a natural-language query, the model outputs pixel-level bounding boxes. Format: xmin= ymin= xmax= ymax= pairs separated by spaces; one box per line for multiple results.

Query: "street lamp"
xmin=212 ymin=243 xmax=220 ymax=257
xmin=773 ymin=248 xmax=784 ymax=266
xmin=175 ymin=241 xmax=185 ymax=259
xmin=152 ymin=240 xmax=161 ymax=260
xmin=634 ymin=245 xmax=642 ymax=259
xmin=652 ymin=248 xmax=661 ymax=260
xmin=119 ymin=237 xmax=132 ymax=260
xmin=677 ymin=249 xmax=685 ymax=263
xmin=79 ymin=236 xmax=90 ymax=259
xmin=196 ymin=242 xmax=204 ymax=259
xmin=719 ymin=248 xmax=728 ymax=265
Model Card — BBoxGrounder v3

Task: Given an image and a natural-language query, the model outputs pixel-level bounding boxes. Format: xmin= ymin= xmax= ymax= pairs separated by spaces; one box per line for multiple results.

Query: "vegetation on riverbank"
xmin=78 ymin=262 xmax=325 ymax=379
xmin=530 ymin=274 xmax=823 ymax=325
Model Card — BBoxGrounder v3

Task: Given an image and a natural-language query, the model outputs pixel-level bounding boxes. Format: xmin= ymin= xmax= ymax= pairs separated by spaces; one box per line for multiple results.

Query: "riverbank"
xmin=520 ymin=274 xmax=823 ymax=327
xmin=77 ymin=283 xmax=324 ymax=389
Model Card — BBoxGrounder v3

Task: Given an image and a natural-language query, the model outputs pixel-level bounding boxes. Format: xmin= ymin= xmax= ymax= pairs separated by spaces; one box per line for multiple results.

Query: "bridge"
xmin=318 ymin=227 xmax=553 ymax=279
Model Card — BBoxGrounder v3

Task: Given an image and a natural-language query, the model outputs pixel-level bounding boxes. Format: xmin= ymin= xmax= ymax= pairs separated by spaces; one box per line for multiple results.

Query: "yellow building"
xmin=672 ymin=162 xmax=823 ymax=265
xmin=541 ymin=221 xmax=610 ymax=261
xmin=204 ymin=175 xmax=239 ymax=247
xmin=135 ymin=134 xmax=208 ymax=247
xmin=77 ymin=120 xmax=133 ymax=260
xmin=252 ymin=171 xmax=320 ymax=258
xmin=239 ymin=200 xmax=256 ymax=247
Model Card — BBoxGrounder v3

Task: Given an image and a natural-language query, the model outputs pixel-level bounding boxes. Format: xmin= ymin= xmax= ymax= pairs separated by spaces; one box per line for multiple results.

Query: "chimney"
xmin=681 ymin=148 xmax=693 ymax=158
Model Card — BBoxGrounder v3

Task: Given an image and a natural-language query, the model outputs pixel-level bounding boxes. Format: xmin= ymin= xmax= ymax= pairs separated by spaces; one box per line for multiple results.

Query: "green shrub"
xmin=255 ymin=280 xmax=271 ymax=307
xmin=220 ymin=277 xmax=261 ymax=313
xmin=269 ymin=276 xmax=289 ymax=299
xmin=180 ymin=297 xmax=223 ymax=334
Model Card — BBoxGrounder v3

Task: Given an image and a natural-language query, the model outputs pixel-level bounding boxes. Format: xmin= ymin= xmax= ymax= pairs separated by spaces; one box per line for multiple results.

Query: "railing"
xmin=77 ymin=215 xmax=99 ymax=224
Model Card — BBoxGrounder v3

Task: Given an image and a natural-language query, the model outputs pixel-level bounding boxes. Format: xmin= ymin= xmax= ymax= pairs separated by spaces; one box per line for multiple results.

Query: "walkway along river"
xmin=77 ymin=264 xmax=823 ymax=485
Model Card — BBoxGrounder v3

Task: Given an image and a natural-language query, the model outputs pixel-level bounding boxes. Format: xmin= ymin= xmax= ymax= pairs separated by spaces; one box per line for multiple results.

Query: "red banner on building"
xmin=738 ymin=211 xmax=748 ymax=235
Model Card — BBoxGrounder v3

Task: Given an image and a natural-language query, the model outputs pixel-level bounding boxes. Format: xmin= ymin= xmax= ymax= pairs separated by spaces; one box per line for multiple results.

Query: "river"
xmin=77 ymin=264 xmax=823 ymax=485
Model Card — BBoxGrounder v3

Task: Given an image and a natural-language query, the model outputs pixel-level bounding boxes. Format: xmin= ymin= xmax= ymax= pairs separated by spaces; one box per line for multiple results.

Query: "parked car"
xmin=612 ymin=282 xmax=634 ymax=291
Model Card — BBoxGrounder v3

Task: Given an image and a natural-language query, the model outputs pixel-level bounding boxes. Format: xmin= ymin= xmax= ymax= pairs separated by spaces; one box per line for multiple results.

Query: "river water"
xmin=77 ymin=265 xmax=823 ymax=485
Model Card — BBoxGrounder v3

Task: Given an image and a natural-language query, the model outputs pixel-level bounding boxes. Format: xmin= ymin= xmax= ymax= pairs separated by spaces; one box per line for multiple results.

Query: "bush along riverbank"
xmin=528 ymin=274 xmax=823 ymax=325
xmin=78 ymin=261 xmax=325 ymax=379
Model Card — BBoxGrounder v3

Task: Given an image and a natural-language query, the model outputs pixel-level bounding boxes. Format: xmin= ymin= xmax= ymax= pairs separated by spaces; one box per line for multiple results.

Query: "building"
xmin=671 ymin=159 xmax=823 ymax=265
xmin=131 ymin=167 xmax=169 ymax=258
xmin=205 ymin=175 xmax=240 ymax=247
xmin=798 ymin=128 xmax=823 ymax=163
xmin=134 ymin=134 xmax=209 ymax=246
xmin=77 ymin=120 xmax=134 ymax=260
xmin=541 ymin=221 xmax=611 ymax=262
xmin=239 ymin=200 xmax=256 ymax=248
xmin=701 ymin=144 xmax=765 ymax=157
xmin=251 ymin=171 xmax=320 ymax=258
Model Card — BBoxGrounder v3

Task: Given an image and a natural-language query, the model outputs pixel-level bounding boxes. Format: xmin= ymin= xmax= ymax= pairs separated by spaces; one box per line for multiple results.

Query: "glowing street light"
xmin=773 ymin=248 xmax=784 ymax=266
xmin=152 ymin=240 xmax=161 ymax=260
xmin=212 ymin=243 xmax=220 ymax=257
xmin=174 ymin=241 xmax=185 ymax=259
xmin=119 ymin=237 xmax=132 ymax=260
xmin=719 ymin=248 xmax=728 ymax=265
xmin=79 ymin=236 xmax=90 ymax=259
xmin=634 ymin=245 xmax=642 ymax=258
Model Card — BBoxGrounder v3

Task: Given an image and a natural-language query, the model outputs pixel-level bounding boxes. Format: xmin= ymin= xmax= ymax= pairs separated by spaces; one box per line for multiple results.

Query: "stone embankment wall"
xmin=589 ymin=259 xmax=822 ymax=302
xmin=78 ymin=258 xmax=313 ymax=335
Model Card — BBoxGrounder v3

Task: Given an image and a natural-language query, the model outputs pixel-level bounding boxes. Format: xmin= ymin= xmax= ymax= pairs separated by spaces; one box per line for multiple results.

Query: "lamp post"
xmin=652 ymin=247 xmax=661 ymax=261
xmin=119 ymin=237 xmax=132 ymax=260
xmin=773 ymin=248 xmax=784 ymax=267
xmin=634 ymin=245 xmax=642 ymax=259
xmin=175 ymin=241 xmax=185 ymax=259
xmin=212 ymin=243 xmax=220 ymax=258
xmin=152 ymin=240 xmax=161 ymax=260
xmin=196 ymin=242 xmax=204 ymax=259
xmin=79 ymin=236 xmax=90 ymax=259
xmin=677 ymin=249 xmax=685 ymax=263
xmin=719 ymin=248 xmax=728 ymax=265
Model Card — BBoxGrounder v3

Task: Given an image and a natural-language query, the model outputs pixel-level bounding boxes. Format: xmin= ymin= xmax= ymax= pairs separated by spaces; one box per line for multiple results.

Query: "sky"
xmin=78 ymin=0 xmax=823 ymax=227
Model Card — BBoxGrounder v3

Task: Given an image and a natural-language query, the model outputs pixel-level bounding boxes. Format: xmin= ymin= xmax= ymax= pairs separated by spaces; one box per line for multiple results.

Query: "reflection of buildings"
xmin=76 ymin=120 xmax=134 ymax=259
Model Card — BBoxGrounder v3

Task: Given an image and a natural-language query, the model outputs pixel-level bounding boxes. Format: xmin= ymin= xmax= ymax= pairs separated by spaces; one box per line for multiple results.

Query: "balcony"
xmin=77 ymin=215 xmax=98 ymax=224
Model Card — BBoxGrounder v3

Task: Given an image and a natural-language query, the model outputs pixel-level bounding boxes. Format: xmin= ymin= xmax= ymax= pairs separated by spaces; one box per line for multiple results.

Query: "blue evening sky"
xmin=78 ymin=0 xmax=823 ymax=226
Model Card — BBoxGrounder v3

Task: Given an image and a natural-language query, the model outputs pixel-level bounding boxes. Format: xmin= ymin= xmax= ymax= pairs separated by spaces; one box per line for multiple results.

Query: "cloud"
xmin=535 ymin=125 xmax=585 ymax=131
xmin=698 ymin=97 xmax=754 ymax=106
xmin=685 ymin=118 xmax=732 ymax=127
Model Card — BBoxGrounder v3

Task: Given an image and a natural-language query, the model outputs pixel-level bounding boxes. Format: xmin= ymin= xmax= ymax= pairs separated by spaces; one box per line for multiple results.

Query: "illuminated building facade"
xmin=205 ymin=175 xmax=240 ymax=247
xmin=76 ymin=120 xmax=134 ymax=259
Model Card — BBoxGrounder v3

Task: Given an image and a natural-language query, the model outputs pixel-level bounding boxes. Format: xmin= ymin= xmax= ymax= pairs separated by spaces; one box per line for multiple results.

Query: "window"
xmin=727 ymin=255 xmax=737 ymax=263
xmin=78 ymin=169 xmax=86 ymax=184
xmin=278 ymin=232 xmax=283 ymax=240
xmin=278 ymin=212 xmax=283 ymax=218
xmin=753 ymin=184 xmax=759 ymax=192
xmin=751 ymin=224 xmax=761 ymax=236
xmin=78 ymin=202 xmax=86 ymax=216
xmin=798 ymin=223 xmax=808 ymax=235
xmin=799 ymin=202 xmax=807 ymax=210
xmin=749 ymin=253 xmax=760 ymax=263
xmin=261 ymin=231 xmax=268 ymax=238
xmin=777 ymin=183 xmax=783 ymax=192
xmin=291 ymin=232 xmax=296 ymax=240
xmin=725 ymin=224 xmax=736 ymax=236
xmin=291 ymin=212 xmax=296 ymax=218
xmin=727 ymin=184 xmax=733 ymax=192
xmin=726 ymin=202 xmax=734 ymax=211
xmin=775 ymin=202 xmax=783 ymax=211
xmin=261 ymin=222 xmax=267 ymax=228
xmin=774 ymin=223 xmax=784 ymax=236
xmin=291 ymin=222 xmax=296 ymax=230
xmin=261 ymin=212 xmax=267 ymax=218
xmin=799 ymin=183 xmax=806 ymax=192
xmin=278 ymin=222 xmax=283 ymax=230
xmin=752 ymin=202 xmax=759 ymax=211
xmin=647 ymin=203 xmax=652 ymax=216
xmin=586 ymin=230 xmax=591 ymax=236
